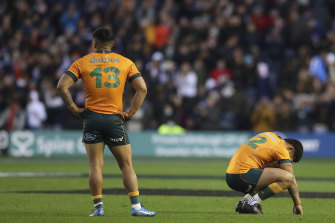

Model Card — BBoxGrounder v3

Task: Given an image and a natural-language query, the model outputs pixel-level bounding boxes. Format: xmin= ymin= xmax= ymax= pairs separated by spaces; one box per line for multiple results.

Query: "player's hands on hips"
xmin=293 ymin=204 xmax=303 ymax=215
xmin=121 ymin=112 xmax=134 ymax=121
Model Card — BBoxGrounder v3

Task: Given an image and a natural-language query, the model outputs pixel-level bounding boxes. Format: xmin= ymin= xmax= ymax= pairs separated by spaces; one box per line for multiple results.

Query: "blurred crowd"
xmin=1 ymin=0 xmax=335 ymax=133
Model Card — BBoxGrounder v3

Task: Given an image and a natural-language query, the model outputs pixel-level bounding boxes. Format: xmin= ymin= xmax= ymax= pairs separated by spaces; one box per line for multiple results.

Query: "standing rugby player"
xmin=57 ymin=27 xmax=156 ymax=217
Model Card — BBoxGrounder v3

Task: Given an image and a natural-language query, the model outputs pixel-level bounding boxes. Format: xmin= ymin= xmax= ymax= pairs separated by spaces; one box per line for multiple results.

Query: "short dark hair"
xmin=92 ymin=27 xmax=114 ymax=46
xmin=284 ymin=139 xmax=303 ymax=163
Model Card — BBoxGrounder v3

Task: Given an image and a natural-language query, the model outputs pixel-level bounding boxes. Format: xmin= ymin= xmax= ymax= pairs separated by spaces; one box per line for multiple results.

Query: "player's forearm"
xmin=57 ymin=88 xmax=78 ymax=112
xmin=263 ymin=161 xmax=279 ymax=168
xmin=288 ymin=176 xmax=301 ymax=206
xmin=127 ymin=88 xmax=146 ymax=117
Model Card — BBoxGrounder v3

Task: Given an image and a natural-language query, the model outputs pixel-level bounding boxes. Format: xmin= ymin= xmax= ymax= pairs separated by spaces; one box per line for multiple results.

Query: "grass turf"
xmin=1 ymin=194 xmax=334 ymax=223
xmin=1 ymin=157 xmax=335 ymax=223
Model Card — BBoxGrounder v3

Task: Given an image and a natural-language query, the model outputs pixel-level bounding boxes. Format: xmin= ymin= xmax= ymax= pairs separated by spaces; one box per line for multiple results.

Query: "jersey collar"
xmin=96 ymin=50 xmax=112 ymax=54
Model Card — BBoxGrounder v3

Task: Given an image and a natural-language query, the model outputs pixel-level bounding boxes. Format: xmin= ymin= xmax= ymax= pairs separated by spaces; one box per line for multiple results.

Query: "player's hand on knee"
xmin=293 ymin=204 xmax=303 ymax=215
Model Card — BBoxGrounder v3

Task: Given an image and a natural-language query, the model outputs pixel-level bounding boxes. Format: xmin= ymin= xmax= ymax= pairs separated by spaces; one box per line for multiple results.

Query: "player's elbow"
xmin=56 ymin=84 xmax=63 ymax=93
xmin=56 ymin=82 xmax=67 ymax=94
xmin=137 ymin=85 xmax=147 ymax=96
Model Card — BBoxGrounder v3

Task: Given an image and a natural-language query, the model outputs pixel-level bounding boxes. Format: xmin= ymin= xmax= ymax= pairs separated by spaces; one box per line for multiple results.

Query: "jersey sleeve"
xmin=65 ymin=60 xmax=82 ymax=82
xmin=127 ymin=62 xmax=141 ymax=83
xmin=274 ymin=144 xmax=291 ymax=164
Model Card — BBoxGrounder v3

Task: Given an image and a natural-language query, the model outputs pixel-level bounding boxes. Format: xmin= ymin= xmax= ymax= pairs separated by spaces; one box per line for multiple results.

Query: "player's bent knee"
xmin=281 ymin=172 xmax=294 ymax=187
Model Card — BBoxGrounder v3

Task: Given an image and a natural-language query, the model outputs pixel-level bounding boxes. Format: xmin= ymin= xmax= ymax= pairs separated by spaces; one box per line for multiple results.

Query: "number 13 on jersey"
xmin=89 ymin=67 xmax=120 ymax=88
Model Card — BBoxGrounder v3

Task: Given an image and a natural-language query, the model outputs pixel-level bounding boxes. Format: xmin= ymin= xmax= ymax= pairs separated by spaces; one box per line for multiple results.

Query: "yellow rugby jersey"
xmin=65 ymin=50 xmax=141 ymax=114
xmin=226 ymin=132 xmax=291 ymax=174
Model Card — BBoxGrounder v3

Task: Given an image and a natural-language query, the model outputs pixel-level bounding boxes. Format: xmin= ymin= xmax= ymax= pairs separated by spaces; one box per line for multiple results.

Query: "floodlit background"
xmin=1 ymin=0 xmax=335 ymax=132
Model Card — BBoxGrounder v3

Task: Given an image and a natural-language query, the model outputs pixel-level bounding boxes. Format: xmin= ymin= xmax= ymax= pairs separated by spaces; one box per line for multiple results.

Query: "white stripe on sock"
xmin=94 ymin=202 xmax=103 ymax=208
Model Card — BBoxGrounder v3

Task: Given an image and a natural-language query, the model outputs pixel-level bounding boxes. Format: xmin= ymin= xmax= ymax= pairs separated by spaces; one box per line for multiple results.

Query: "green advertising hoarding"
xmin=9 ymin=131 xmax=86 ymax=157
xmin=8 ymin=131 xmax=250 ymax=157
xmin=147 ymin=132 xmax=249 ymax=157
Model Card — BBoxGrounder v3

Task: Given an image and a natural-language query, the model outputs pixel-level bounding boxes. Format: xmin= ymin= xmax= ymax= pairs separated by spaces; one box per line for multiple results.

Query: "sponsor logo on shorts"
xmin=84 ymin=133 xmax=96 ymax=141
xmin=109 ymin=136 xmax=123 ymax=142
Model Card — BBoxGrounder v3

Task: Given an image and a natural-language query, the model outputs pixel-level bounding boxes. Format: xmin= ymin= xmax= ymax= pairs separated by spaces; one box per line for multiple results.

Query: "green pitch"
xmin=1 ymin=157 xmax=335 ymax=223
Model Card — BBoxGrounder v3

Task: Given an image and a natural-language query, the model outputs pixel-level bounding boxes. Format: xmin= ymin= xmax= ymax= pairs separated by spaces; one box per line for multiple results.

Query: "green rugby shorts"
xmin=226 ymin=168 xmax=263 ymax=194
xmin=82 ymin=109 xmax=129 ymax=146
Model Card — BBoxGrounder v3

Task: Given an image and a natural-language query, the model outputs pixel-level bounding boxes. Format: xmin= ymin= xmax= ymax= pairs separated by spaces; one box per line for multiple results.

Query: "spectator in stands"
xmin=158 ymin=103 xmax=185 ymax=134
xmin=42 ymin=79 xmax=64 ymax=129
xmin=250 ymin=97 xmax=276 ymax=132
xmin=26 ymin=90 xmax=47 ymax=130
xmin=274 ymin=96 xmax=297 ymax=131
xmin=209 ymin=59 xmax=233 ymax=85
xmin=0 ymin=97 xmax=26 ymax=131
xmin=144 ymin=51 xmax=165 ymax=98
xmin=60 ymin=3 xmax=80 ymax=34
xmin=309 ymin=51 xmax=328 ymax=83
xmin=194 ymin=91 xmax=222 ymax=130
xmin=256 ymin=62 xmax=272 ymax=99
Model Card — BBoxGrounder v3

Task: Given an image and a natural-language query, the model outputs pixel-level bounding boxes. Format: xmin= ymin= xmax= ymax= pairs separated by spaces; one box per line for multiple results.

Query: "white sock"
xmin=244 ymin=194 xmax=252 ymax=200
xmin=132 ymin=203 xmax=141 ymax=210
xmin=253 ymin=194 xmax=263 ymax=203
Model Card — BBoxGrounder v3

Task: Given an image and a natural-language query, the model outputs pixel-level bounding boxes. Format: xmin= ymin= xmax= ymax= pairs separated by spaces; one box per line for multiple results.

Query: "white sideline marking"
xmin=0 ymin=172 xmax=84 ymax=177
